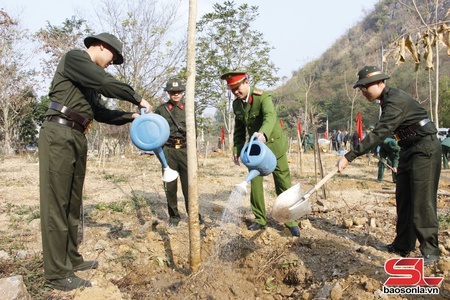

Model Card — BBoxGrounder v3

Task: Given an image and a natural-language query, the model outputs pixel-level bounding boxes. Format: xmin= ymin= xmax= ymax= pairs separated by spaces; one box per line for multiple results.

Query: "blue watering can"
xmin=235 ymin=134 xmax=277 ymax=194
xmin=130 ymin=109 xmax=179 ymax=182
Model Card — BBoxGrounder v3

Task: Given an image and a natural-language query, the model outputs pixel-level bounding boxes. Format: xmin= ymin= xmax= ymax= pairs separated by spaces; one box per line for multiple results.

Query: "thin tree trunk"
xmin=186 ymin=0 xmax=201 ymax=273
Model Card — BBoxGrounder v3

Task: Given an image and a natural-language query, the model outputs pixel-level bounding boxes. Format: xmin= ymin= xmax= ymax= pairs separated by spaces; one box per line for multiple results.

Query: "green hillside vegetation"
xmin=274 ymin=0 xmax=450 ymax=138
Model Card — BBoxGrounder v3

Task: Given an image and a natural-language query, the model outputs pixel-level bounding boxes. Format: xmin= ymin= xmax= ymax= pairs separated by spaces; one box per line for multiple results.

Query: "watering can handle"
xmin=245 ymin=134 xmax=259 ymax=164
xmin=140 ymin=108 xmax=146 ymax=115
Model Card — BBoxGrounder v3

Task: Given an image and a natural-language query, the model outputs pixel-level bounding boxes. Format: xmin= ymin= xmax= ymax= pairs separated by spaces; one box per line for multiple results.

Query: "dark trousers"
xmin=39 ymin=121 xmax=87 ymax=280
xmin=163 ymin=147 xmax=188 ymax=222
xmin=393 ymin=135 xmax=441 ymax=256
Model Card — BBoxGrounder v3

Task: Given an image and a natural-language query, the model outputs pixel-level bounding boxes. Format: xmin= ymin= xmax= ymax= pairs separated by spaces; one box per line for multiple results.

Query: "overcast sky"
xmin=4 ymin=0 xmax=379 ymax=81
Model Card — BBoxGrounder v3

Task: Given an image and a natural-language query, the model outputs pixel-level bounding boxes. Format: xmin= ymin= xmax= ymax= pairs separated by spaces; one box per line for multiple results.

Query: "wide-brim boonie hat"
xmin=353 ymin=66 xmax=390 ymax=88
xmin=84 ymin=32 xmax=124 ymax=65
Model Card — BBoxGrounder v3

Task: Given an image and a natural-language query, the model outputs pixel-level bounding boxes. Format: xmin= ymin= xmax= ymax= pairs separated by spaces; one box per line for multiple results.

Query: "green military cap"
xmin=353 ymin=66 xmax=390 ymax=88
xmin=84 ymin=32 xmax=124 ymax=65
xmin=163 ymin=78 xmax=185 ymax=92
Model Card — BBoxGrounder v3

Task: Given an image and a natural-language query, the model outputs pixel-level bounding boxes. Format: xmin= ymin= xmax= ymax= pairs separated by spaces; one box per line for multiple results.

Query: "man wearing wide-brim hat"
xmin=337 ymin=65 xmax=441 ymax=266
xmin=220 ymin=70 xmax=300 ymax=237
xmin=39 ymin=32 xmax=152 ymax=291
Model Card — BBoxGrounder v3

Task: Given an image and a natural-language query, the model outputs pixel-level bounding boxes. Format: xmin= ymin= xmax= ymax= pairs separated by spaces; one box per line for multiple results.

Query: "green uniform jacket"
xmin=345 ymin=86 xmax=437 ymax=162
xmin=379 ymin=137 xmax=400 ymax=168
xmin=154 ymin=101 xmax=187 ymax=139
xmin=45 ymin=49 xmax=142 ymax=124
xmin=233 ymin=87 xmax=287 ymax=157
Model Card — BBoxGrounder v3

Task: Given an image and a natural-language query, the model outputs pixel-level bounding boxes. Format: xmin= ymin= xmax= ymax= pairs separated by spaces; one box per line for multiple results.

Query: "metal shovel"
xmin=272 ymin=168 xmax=338 ymax=223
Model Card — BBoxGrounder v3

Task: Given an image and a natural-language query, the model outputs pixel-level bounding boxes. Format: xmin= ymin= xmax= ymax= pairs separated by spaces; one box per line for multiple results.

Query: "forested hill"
xmin=274 ymin=0 xmax=450 ymax=136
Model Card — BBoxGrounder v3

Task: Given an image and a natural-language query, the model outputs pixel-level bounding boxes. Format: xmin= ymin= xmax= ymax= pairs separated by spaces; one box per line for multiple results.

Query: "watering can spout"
xmin=244 ymin=169 xmax=260 ymax=183
xmin=234 ymin=181 xmax=248 ymax=194
xmin=162 ymin=167 xmax=179 ymax=182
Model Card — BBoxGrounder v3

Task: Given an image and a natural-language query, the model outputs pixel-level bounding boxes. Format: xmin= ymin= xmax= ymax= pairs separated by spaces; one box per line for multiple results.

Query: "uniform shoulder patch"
xmin=253 ymin=90 xmax=264 ymax=96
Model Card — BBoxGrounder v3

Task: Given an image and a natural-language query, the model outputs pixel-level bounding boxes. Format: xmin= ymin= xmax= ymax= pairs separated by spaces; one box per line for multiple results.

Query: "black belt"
xmin=49 ymin=102 xmax=92 ymax=128
xmin=45 ymin=116 xmax=86 ymax=134
xmin=394 ymin=118 xmax=431 ymax=142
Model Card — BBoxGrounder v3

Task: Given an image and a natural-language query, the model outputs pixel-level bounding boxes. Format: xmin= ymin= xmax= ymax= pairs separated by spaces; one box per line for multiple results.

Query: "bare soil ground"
xmin=1 ymin=150 xmax=450 ymax=300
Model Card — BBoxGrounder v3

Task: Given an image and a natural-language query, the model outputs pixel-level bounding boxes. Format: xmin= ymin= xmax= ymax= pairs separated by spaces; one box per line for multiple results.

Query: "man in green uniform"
xmin=441 ymin=130 xmax=450 ymax=169
xmin=337 ymin=66 xmax=440 ymax=265
xmin=304 ymin=131 xmax=315 ymax=153
xmin=154 ymin=78 xmax=201 ymax=226
xmin=377 ymin=137 xmax=400 ymax=183
xmin=221 ymin=71 xmax=300 ymax=237
xmin=39 ymin=32 xmax=151 ymax=291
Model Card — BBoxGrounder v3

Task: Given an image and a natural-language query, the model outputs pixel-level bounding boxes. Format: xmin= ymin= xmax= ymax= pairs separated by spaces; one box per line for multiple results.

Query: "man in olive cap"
xmin=154 ymin=78 xmax=203 ymax=226
xmin=39 ymin=32 xmax=152 ymax=291
xmin=337 ymin=66 xmax=441 ymax=265
xmin=221 ymin=71 xmax=300 ymax=237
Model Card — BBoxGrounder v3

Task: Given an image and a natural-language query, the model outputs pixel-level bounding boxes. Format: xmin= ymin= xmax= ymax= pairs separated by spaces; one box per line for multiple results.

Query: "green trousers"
xmin=39 ymin=121 xmax=87 ymax=280
xmin=163 ymin=147 xmax=188 ymax=222
xmin=250 ymin=153 xmax=298 ymax=228
xmin=393 ymin=135 xmax=441 ymax=256
xmin=442 ymin=145 xmax=450 ymax=169
xmin=377 ymin=157 xmax=396 ymax=182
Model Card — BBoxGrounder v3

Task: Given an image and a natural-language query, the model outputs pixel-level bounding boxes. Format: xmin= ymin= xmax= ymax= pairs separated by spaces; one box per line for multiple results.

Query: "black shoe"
xmin=288 ymin=226 xmax=300 ymax=237
xmin=199 ymin=214 xmax=204 ymax=225
xmin=248 ymin=222 xmax=265 ymax=231
xmin=375 ymin=244 xmax=409 ymax=257
xmin=73 ymin=260 xmax=99 ymax=272
xmin=423 ymin=254 xmax=440 ymax=266
xmin=168 ymin=218 xmax=180 ymax=227
xmin=47 ymin=275 xmax=92 ymax=291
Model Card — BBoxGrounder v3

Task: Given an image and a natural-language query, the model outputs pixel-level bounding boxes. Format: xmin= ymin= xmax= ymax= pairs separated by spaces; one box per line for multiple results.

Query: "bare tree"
xmin=293 ymin=67 xmax=316 ymax=134
xmin=344 ymin=70 xmax=361 ymax=134
xmin=0 ymin=10 xmax=37 ymax=154
xmin=94 ymin=0 xmax=186 ymax=105
xmin=34 ymin=17 xmax=92 ymax=82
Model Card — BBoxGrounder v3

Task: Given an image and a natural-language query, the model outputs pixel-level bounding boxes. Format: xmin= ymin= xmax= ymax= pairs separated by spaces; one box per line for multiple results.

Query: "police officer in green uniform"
xmin=39 ymin=32 xmax=151 ymax=291
xmin=155 ymin=78 xmax=200 ymax=226
xmin=337 ymin=66 xmax=440 ymax=265
xmin=377 ymin=137 xmax=400 ymax=183
xmin=221 ymin=71 xmax=300 ymax=237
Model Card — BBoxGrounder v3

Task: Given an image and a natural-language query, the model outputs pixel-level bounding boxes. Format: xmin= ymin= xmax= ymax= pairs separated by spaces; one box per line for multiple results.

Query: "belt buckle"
xmin=174 ymin=139 xmax=182 ymax=149
xmin=84 ymin=120 xmax=93 ymax=135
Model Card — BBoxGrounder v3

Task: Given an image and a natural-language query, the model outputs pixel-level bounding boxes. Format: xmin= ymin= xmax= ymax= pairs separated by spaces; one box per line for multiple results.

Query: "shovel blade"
xmin=272 ymin=183 xmax=311 ymax=223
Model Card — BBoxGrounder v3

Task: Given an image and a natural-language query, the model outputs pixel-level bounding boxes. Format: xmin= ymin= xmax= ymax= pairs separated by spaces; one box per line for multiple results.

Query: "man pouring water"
xmin=221 ymin=71 xmax=300 ymax=237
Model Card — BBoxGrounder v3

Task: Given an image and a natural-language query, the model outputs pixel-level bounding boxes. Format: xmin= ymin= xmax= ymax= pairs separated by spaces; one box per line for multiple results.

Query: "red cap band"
xmin=225 ymin=73 xmax=246 ymax=86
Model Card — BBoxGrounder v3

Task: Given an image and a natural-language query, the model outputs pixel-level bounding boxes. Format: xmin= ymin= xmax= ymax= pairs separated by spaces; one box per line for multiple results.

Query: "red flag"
xmin=221 ymin=126 xmax=225 ymax=144
xmin=297 ymin=121 xmax=302 ymax=134
xmin=356 ymin=112 xmax=363 ymax=140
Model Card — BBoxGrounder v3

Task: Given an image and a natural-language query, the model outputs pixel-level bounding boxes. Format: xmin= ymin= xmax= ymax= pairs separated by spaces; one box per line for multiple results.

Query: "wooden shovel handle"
xmin=302 ymin=168 xmax=338 ymax=199
xmin=288 ymin=168 xmax=338 ymax=211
